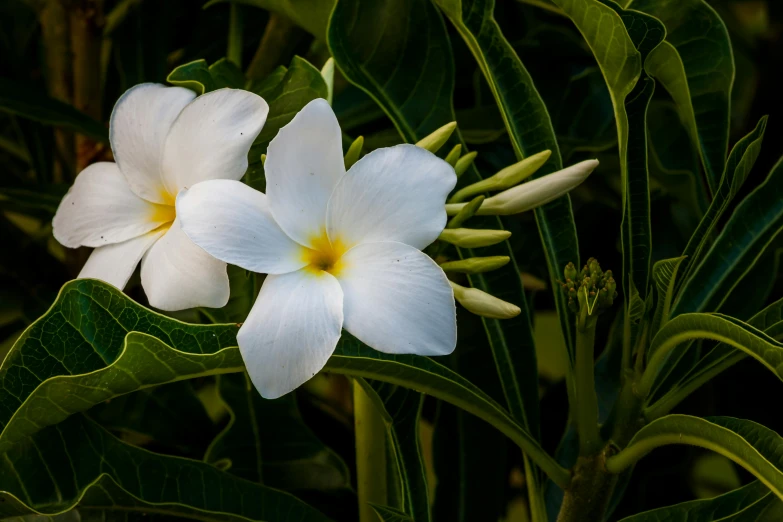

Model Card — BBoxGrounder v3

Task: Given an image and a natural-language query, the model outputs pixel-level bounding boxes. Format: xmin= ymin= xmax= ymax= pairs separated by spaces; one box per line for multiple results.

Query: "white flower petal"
xmin=177 ymin=180 xmax=306 ymax=274
xmin=238 ymin=269 xmax=344 ymax=399
xmin=161 ymin=88 xmax=269 ymax=195
xmin=140 ymin=218 xmax=229 ymax=311
xmin=338 ymin=241 xmax=456 ymax=356
xmin=53 ymin=162 xmax=174 ymax=248
xmin=110 ymin=83 xmax=195 ymax=204
xmin=266 ymin=98 xmax=345 ymax=247
xmin=327 ymin=144 xmax=456 ymax=250
xmin=78 ymin=230 xmax=165 ymax=289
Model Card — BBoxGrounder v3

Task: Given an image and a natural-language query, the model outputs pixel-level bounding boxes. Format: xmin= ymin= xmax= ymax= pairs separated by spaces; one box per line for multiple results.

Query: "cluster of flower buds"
xmin=561 ymin=258 xmax=617 ymax=317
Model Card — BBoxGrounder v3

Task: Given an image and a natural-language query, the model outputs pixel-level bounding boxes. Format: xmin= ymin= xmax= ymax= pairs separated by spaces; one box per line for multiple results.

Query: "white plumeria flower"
xmin=177 ymin=99 xmax=458 ymax=398
xmin=52 ymin=84 xmax=269 ymax=311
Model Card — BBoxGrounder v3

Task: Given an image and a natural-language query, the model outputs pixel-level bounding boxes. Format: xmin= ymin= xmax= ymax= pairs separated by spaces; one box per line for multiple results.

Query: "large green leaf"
xmin=606 ymin=415 xmax=783 ymax=502
xmin=675 ymin=116 xmax=768 ymax=298
xmin=673 ymin=156 xmax=783 ymax=315
xmin=617 ymin=480 xmax=783 ymax=522
xmin=204 ymin=0 xmax=335 ymax=41
xmin=551 ymin=0 xmax=663 ymax=302
xmin=0 ymin=280 xmax=566 ymax=487
xmin=629 ymin=0 xmax=734 ymax=194
xmin=646 ymin=298 xmax=783 ymax=418
xmin=642 ymin=313 xmax=783 ymax=399
xmin=204 ymin=372 xmax=350 ymax=490
xmin=0 ymin=413 xmax=330 ymax=521
xmin=0 ymin=78 xmax=108 ymax=142
xmin=364 ymin=381 xmax=430 ymax=521
xmin=434 ymin=0 xmax=579 ymax=364
xmin=166 ymin=58 xmax=245 ymax=94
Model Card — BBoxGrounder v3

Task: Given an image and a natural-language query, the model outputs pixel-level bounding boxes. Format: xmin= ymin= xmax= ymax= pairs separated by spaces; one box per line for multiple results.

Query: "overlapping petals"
xmin=179 ymin=98 xmax=458 ymax=398
xmin=53 ymin=84 xmax=268 ymax=311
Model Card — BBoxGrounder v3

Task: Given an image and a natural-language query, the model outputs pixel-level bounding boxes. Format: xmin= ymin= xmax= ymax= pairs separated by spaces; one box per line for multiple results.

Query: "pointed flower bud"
xmin=321 ymin=57 xmax=335 ymax=105
xmin=447 ymin=195 xmax=484 ymax=229
xmin=450 ymin=281 xmax=521 ymax=319
xmin=440 ymin=256 xmax=510 ymax=274
xmin=448 ymin=150 xmax=551 ymax=203
xmin=564 ymin=261 xmax=577 ymax=282
xmin=438 ymin=228 xmax=512 ymax=248
xmin=454 ymin=151 xmax=477 ymax=177
xmin=416 ymin=122 xmax=457 ymax=154
xmin=445 ymin=159 xmax=598 ymax=216
xmin=344 ymin=135 xmax=364 ymax=169
xmin=444 ymin=144 xmax=462 ymax=168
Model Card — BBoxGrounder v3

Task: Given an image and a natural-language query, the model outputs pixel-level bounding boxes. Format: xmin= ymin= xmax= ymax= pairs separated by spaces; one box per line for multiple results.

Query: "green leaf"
xmin=364 ymin=381 xmax=430 ymax=521
xmin=0 ymin=183 xmax=67 ymax=220
xmin=434 ymin=0 xmax=579 ymax=362
xmin=630 ymin=0 xmax=735 ymax=194
xmin=642 ymin=313 xmax=783 ymax=399
xmin=0 ymin=414 xmax=330 ymax=521
xmin=204 ymin=0 xmax=335 ymax=41
xmin=204 ymin=372 xmax=350 ymax=490
xmin=552 ymin=0 xmax=664 ymax=301
xmin=650 ymin=256 xmax=688 ymax=335
xmin=673 ymin=155 xmax=783 ymax=315
xmin=245 ymin=56 xmax=328 ymax=190
xmin=606 ymin=415 xmax=783 ymax=502
xmin=617 ymin=480 xmax=782 ymax=522
xmin=675 ymin=116 xmax=768 ymax=297
xmin=0 ymin=78 xmax=108 ymax=142
xmin=370 ymin=504 xmax=414 ymax=522
xmin=1 ymin=280 xmax=566 ymax=487
xmin=166 ymin=57 xmax=245 ymax=95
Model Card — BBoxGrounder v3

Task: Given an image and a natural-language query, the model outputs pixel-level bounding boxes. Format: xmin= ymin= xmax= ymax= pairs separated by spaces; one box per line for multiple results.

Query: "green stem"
xmin=354 ymin=379 xmax=388 ymax=522
xmin=246 ymin=12 xmax=304 ymax=81
xmin=575 ymin=319 xmax=601 ymax=456
xmin=227 ymin=4 xmax=243 ymax=67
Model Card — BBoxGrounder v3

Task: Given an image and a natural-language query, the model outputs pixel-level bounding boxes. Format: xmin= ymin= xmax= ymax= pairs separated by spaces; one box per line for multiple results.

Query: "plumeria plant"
xmin=1 ymin=1 xmax=783 ymax=522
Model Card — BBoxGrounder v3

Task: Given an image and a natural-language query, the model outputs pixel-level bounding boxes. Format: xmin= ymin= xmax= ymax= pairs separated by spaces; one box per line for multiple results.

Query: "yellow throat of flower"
xmin=302 ymin=229 xmax=348 ymax=276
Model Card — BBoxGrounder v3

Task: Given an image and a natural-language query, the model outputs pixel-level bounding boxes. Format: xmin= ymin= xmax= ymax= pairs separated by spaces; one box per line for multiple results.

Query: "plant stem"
xmin=70 ymin=0 xmax=105 ymax=172
xmin=246 ymin=12 xmax=304 ymax=81
xmin=227 ymin=4 xmax=244 ymax=67
xmin=353 ymin=379 xmax=388 ymax=522
xmin=556 ymin=450 xmax=618 ymax=522
xmin=575 ymin=318 xmax=601 ymax=456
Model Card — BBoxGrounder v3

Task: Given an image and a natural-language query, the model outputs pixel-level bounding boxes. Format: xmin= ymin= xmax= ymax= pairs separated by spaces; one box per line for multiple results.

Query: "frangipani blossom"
xmin=177 ymin=99 xmax=458 ymax=398
xmin=52 ymin=84 xmax=269 ymax=311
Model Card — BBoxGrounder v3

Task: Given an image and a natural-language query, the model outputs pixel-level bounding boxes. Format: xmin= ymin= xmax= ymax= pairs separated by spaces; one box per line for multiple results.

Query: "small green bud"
xmin=416 ymin=122 xmax=457 ymax=154
xmin=440 ymin=256 xmax=510 ymax=274
xmin=321 ymin=57 xmax=335 ymax=105
xmin=454 ymin=151 xmax=478 ymax=178
xmin=344 ymin=136 xmax=364 ymax=169
xmin=444 ymin=144 xmax=462 ymax=168
xmin=261 ymin=153 xmax=266 ymax=165
xmin=448 ymin=150 xmax=551 ymax=203
xmin=438 ymin=228 xmax=512 ymax=248
xmin=450 ymin=281 xmax=521 ymax=319
xmin=447 ymin=195 xmax=484 ymax=229
xmin=564 ymin=262 xmax=578 ymax=282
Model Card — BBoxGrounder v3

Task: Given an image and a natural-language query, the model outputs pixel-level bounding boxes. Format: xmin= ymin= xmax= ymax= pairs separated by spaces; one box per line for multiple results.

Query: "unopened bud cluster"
xmin=561 ymin=258 xmax=617 ymax=316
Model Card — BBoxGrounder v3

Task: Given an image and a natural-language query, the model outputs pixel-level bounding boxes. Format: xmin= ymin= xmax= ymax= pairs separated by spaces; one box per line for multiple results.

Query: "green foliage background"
xmin=2 ymin=0 xmax=783 ymax=521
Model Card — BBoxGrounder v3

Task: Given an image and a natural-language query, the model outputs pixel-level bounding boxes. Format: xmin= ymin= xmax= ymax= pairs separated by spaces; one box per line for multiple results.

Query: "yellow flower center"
xmin=149 ymin=202 xmax=177 ymax=225
xmin=302 ymin=229 xmax=348 ymax=276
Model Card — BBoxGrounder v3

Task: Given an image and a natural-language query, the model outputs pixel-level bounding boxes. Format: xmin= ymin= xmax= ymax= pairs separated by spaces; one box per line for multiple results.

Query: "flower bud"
xmin=448 ymin=150 xmax=551 ymax=203
xmin=564 ymin=262 xmax=577 ymax=282
xmin=344 ymin=136 xmax=364 ymax=169
xmin=454 ymin=151 xmax=478 ymax=177
xmin=438 ymin=228 xmax=512 ymax=248
xmin=447 ymin=195 xmax=484 ymax=229
xmin=321 ymin=57 xmax=335 ymax=105
xmin=445 ymin=144 xmax=462 ymax=168
xmin=445 ymin=159 xmax=598 ymax=216
xmin=416 ymin=122 xmax=457 ymax=154
xmin=450 ymin=281 xmax=521 ymax=319
xmin=440 ymin=256 xmax=510 ymax=274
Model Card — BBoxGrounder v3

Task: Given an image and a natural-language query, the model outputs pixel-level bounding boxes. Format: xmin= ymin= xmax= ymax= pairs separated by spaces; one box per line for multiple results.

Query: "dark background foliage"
xmin=1 ymin=0 xmax=782 ymax=520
